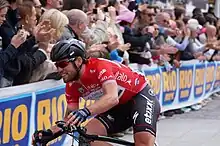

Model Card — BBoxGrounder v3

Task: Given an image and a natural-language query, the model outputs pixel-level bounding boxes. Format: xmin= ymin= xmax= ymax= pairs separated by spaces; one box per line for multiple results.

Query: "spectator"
xmin=41 ymin=0 xmax=63 ymax=11
xmin=181 ymin=19 xmax=207 ymax=61
xmin=205 ymin=13 xmax=217 ymax=26
xmin=29 ymin=9 xmax=69 ymax=82
xmin=192 ymin=7 xmax=203 ymax=18
xmin=62 ymin=0 xmax=87 ymax=11
xmin=41 ymin=8 xmax=68 ymax=41
xmin=17 ymin=1 xmax=37 ymax=34
xmin=0 ymin=0 xmax=9 ymax=25
xmin=23 ymin=0 xmax=42 ymax=21
xmin=0 ymin=29 xmax=28 ymax=84
xmin=60 ymin=9 xmax=88 ymax=40
xmin=203 ymin=25 xmax=217 ymax=61
xmin=155 ymin=12 xmax=189 ymax=51
xmin=174 ymin=6 xmax=185 ymax=21
xmin=1 ymin=20 xmax=55 ymax=87
xmin=133 ymin=4 xmax=155 ymax=34
xmin=32 ymin=0 xmax=42 ymax=20
xmin=0 ymin=0 xmax=17 ymax=50
xmin=119 ymin=0 xmax=129 ymax=8
xmin=86 ymin=0 xmax=96 ymax=12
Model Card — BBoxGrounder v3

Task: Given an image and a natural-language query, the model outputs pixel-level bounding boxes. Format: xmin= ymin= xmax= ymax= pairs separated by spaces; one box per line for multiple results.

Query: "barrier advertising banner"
xmin=0 ymin=61 xmax=220 ymax=145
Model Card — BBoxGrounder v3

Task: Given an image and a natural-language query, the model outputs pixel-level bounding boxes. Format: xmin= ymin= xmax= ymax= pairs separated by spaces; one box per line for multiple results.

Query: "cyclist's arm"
xmin=50 ymin=83 xmax=80 ymax=133
xmin=86 ymin=61 xmax=119 ymax=116
xmin=87 ymin=81 xmax=119 ymax=115
xmin=50 ymin=102 xmax=79 ymax=133
xmin=51 ymin=103 xmax=79 ymax=133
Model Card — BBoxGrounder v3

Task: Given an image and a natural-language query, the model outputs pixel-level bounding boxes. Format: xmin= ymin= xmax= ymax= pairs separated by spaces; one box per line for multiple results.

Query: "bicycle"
xmin=33 ymin=121 xmax=159 ymax=146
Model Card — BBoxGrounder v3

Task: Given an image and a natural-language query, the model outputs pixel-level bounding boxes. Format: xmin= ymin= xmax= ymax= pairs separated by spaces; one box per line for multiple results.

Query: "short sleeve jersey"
xmin=65 ymin=58 xmax=147 ymax=104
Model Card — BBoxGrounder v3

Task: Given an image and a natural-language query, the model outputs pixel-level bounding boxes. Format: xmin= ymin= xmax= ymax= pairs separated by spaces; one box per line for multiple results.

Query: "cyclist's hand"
xmin=32 ymin=129 xmax=53 ymax=145
xmin=66 ymin=108 xmax=91 ymax=126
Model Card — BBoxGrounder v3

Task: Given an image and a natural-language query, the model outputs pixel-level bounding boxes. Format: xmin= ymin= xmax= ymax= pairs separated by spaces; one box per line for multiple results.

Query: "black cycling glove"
xmin=33 ymin=129 xmax=53 ymax=144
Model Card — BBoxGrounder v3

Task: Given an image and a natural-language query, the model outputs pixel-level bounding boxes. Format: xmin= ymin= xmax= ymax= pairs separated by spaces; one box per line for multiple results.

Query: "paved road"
xmin=120 ymin=95 xmax=220 ymax=146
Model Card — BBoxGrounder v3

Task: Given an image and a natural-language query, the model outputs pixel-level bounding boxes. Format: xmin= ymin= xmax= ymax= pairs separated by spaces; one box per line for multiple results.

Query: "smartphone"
xmin=93 ymin=9 xmax=98 ymax=14
xmin=17 ymin=25 xmax=23 ymax=30
xmin=103 ymin=7 xmax=108 ymax=12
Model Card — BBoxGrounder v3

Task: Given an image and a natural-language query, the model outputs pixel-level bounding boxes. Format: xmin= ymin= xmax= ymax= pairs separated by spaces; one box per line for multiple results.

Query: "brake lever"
xmin=56 ymin=121 xmax=78 ymax=133
xmin=33 ymin=141 xmax=46 ymax=146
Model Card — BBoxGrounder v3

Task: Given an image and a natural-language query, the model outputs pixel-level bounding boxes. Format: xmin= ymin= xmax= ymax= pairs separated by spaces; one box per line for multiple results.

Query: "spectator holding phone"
xmin=0 ymin=29 xmax=28 ymax=87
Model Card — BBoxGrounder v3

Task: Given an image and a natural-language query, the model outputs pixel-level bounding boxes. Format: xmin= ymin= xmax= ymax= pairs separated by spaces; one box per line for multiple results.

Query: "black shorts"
xmin=95 ymin=85 xmax=161 ymax=137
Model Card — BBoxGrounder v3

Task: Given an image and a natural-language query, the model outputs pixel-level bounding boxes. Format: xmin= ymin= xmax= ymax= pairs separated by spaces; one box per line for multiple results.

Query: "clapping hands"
xmin=11 ymin=29 xmax=29 ymax=48
xmin=33 ymin=19 xmax=56 ymax=43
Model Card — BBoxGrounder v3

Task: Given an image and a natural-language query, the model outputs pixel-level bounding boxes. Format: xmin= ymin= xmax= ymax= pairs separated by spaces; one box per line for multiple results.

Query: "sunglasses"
xmin=163 ymin=20 xmax=169 ymax=24
xmin=142 ymin=12 xmax=155 ymax=18
xmin=55 ymin=60 xmax=70 ymax=69
xmin=35 ymin=5 xmax=42 ymax=9
xmin=148 ymin=13 xmax=155 ymax=17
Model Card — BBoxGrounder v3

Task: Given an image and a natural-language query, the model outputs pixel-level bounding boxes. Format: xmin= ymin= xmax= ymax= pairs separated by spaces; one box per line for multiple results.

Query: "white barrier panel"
xmin=0 ymin=61 xmax=220 ymax=146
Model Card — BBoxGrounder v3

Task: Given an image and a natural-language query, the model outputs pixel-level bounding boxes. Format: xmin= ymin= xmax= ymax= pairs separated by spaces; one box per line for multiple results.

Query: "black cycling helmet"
xmin=51 ymin=38 xmax=86 ymax=62
xmin=51 ymin=38 xmax=87 ymax=81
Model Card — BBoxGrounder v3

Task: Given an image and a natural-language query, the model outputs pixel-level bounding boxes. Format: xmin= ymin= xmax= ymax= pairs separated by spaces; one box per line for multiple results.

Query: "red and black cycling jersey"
xmin=65 ymin=58 xmax=148 ymax=104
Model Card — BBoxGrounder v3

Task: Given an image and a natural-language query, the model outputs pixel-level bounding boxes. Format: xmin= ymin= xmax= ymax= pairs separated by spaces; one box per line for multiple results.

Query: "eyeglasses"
xmin=35 ymin=5 xmax=42 ymax=9
xmin=163 ymin=20 xmax=169 ymax=24
xmin=141 ymin=12 xmax=155 ymax=17
xmin=55 ymin=60 xmax=70 ymax=69
xmin=148 ymin=13 xmax=155 ymax=17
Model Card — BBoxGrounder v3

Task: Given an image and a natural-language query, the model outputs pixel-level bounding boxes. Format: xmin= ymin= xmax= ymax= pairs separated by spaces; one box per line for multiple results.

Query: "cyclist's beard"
xmin=62 ymin=71 xmax=77 ymax=83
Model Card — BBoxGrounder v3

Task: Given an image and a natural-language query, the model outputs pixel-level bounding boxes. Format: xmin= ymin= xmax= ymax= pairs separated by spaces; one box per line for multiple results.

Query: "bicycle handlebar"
xmin=33 ymin=121 xmax=69 ymax=146
xmin=55 ymin=121 xmax=134 ymax=145
xmin=34 ymin=121 xmax=134 ymax=146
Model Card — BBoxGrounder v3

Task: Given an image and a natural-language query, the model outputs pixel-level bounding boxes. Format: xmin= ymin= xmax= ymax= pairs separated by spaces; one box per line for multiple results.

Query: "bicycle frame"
xmin=82 ymin=135 xmax=134 ymax=145
xmin=68 ymin=124 xmax=135 ymax=146
xmin=34 ymin=121 xmax=158 ymax=146
xmin=33 ymin=121 xmax=135 ymax=146
xmin=72 ymin=132 xmax=135 ymax=146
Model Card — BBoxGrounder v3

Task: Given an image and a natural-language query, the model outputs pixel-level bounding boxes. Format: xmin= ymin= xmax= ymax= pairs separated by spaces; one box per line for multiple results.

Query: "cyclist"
xmin=32 ymin=39 xmax=161 ymax=146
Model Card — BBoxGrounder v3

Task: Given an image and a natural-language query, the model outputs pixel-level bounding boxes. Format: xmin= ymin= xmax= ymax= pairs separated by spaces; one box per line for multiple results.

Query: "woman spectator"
xmin=29 ymin=9 xmax=69 ymax=83
xmin=174 ymin=6 xmax=185 ymax=21
xmin=181 ymin=19 xmax=207 ymax=61
xmin=17 ymin=1 xmax=37 ymax=34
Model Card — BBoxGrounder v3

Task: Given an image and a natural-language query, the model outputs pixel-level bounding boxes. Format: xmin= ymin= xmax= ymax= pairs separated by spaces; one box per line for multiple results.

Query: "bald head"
xmin=66 ymin=9 xmax=87 ymax=26
xmin=155 ymin=12 xmax=170 ymax=26
xmin=206 ymin=24 xmax=216 ymax=37
xmin=156 ymin=12 xmax=170 ymax=20
xmin=206 ymin=25 xmax=216 ymax=32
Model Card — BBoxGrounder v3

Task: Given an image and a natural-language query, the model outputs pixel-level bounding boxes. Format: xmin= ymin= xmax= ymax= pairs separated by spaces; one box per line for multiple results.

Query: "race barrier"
xmin=0 ymin=60 xmax=220 ymax=146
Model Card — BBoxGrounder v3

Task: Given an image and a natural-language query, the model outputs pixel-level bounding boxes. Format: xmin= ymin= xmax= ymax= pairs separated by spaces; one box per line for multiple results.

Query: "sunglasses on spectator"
xmin=55 ymin=60 xmax=70 ymax=69
xmin=142 ymin=13 xmax=155 ymax=17
xmin=35 ymin=5 xmax=42 ymax=9
xmin=163 ymin=20 xmax=169 ymax=24
xmin=148 ymin=13 xmax=155 ymax=17
xmin=154 ymin=27 xmax=159 ymax=31
xmin=119 ymin=0 xmax=127 ymax=4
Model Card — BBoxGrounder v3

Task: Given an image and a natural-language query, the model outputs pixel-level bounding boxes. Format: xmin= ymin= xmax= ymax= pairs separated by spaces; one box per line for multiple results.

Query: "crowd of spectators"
xmin=1 ymin=0 xmax=220 ymax=88
xmin=1 ymin=0 xmax=220 ymax=137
